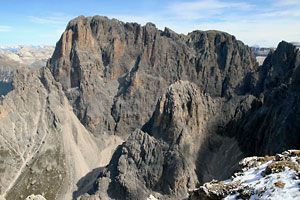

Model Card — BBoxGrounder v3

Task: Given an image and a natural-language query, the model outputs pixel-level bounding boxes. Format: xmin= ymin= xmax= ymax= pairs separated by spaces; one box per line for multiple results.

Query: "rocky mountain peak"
xmin=143 ymin=81 xmax=213 ymax=143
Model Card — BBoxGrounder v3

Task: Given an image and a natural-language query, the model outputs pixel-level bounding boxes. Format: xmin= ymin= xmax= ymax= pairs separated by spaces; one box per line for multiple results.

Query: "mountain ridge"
xmin=48 ymin=15 xmax=258 ymax=138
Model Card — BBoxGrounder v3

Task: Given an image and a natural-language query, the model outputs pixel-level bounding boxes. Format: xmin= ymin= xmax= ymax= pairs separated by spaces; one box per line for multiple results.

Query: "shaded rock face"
xmin=48 ymin=15 xmax=257 ymax=136
xmin=81 ymin=81 xmax=256 ymax=200
xmin=226 ymin=41 xmax=300 ymax=156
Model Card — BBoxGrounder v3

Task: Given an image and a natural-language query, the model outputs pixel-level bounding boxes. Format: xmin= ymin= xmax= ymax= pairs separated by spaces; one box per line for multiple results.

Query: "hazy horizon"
xmin=1 ymin=0 xmax=299 ymax=47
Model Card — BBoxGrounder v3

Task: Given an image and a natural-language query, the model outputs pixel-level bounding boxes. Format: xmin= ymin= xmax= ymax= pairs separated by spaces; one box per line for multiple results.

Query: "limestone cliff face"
xmin=48 ymin=15 xmax=258 ymax=137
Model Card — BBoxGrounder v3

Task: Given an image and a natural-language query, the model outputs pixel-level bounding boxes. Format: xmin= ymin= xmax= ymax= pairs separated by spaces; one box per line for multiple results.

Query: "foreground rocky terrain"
xmin=0 ymin=15 xmax=299 ymax=200
xmin=189 ymin=150 xmax=300 ymax=199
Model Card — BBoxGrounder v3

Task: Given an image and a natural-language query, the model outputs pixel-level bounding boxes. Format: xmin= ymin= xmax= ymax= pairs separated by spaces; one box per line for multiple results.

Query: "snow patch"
xmin=25 ymin=194 xmax=47 ymax=200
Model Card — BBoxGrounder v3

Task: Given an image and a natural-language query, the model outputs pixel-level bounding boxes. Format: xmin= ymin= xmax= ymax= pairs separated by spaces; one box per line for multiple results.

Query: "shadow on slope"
xmin=72 ymin=167 xmax=105 ymax=199
xmin=0 ymin=81 xmax=12 ymax=96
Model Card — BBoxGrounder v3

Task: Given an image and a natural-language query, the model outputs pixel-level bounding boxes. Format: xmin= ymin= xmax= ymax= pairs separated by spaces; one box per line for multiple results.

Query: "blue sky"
xmin=0 ymin=0 xmax=299 ymax=47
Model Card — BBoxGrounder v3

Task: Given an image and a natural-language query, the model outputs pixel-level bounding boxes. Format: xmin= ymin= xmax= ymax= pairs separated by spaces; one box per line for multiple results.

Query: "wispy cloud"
xmin=262 ymin=0 xmax=300 ymax=18
xmin=262 ymin=9 xmax=300 ymax=17
xmin=273 ymin=0 xmax=300 ymax=7
xmin=29 ymin=13 xmax=74 ymax=25
xmin=0 ymin=26 xmax=11 ymax=32
xmin=157 ymin=0 xmax=300 ymax=46
xmin=169 ymin=0 xmax=253 ymax=19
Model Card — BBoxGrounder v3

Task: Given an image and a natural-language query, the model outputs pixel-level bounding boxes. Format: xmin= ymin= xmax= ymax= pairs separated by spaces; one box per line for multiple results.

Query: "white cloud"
xmin=262 ymin=0 xmax=300 ymax=18
xmin=0 ymin=26 xmax=11 ymax=32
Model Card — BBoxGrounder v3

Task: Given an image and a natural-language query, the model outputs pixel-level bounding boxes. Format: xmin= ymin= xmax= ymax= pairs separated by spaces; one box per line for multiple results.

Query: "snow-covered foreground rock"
xmin=25 ymin=194 xmax=46 ymax=200
xmin=189 ymin=150 xmax=300 ymax=200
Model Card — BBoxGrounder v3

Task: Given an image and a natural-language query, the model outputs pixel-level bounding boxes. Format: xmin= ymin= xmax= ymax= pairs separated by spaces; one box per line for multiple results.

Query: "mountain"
xmin=0 ymin=66 xmax=122 ymax=200
xmin=48 ymin=15 xmax=257 ymax=138
xmin=0 ymin=45 xmax=51 ymax=52
xmin=0 ymin=15 xmax=299 ymax=200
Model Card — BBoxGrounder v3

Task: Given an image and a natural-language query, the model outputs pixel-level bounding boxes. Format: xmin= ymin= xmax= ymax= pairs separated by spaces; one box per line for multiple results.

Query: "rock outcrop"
xmin=48 ymin=15 xmax=257 ymax=137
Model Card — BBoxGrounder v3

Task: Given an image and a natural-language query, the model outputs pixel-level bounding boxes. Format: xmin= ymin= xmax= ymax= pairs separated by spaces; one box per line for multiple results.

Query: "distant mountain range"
xmin=0 ymin=45 xmax=54 ymax=96
xmin=0 ymin=45 xmax=53 ymax=52
xmin=0 ymin=45 xmax=54 ymax=80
